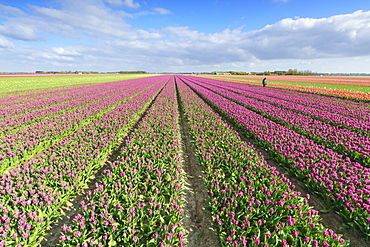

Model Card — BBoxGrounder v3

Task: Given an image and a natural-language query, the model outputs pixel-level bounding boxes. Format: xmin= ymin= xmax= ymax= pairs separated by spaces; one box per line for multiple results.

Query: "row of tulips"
xmin=0 ymin=74 xmax=136 ymax=103
xmin=0 ymin=77 xmax=165 ymax=173
xmin=0 ymin=86 xmax=75 ymax=105
xmin=0 ymin=79 xmax=125 ymax=110
xmin=203 ymin=76 xmax=370 ymax=101
xmin=203 ymin=78 xmax=370 ymax=121
xmin=263 ymin=87 xmax=370 ymax=115
xmin=0 ymin=79 xmax=150 ymax=135
xmin=176 ymin=76 xmax=348 ymax=246
xmin=58 ymin=77 xmax=186 ymax=247
xmin=179 ymin=75 xmax=370 ymax=237
xmin=237 ymin=76 xmax=370 ymax=109
xmin=188 ymin=77 xmax=370 ymax=135
xmin=184 ymin=77 xmax=370 ymax=164
xmin=0 ymin=84 xmax=81 ymax=101
xmin=0 ymin=79 xmax=143 ymax=118
xmin=0 ymin=77 xmax=168 ymax=246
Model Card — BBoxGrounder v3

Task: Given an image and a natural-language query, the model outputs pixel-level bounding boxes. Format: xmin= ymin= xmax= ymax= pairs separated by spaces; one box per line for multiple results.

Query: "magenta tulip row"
xmin=179 ymin=75 xmax=370 ymax=237
xmin=58 ymin=77 xmax=186 ymax=247
xmin=269 ymin=86 xmax=370 ymax=113
xmin=0 ymin=81 xmax=140 ymax=118
xmin=0 ymin=77 xmax=137 ymax=104
xmin=189 ymin=77 xmax=370 ymax=134
xmin=0 ymin=78 xmax=164 ymax=172
xmin=217 ymin=77 xmax=370 ymax=114
xmin=0 ymin=76 xmax=169 ymax=246
xmin=176 ymin=77 xmax=347 ymax=246
xmin=0 ymin=80 xmax=150 ymax=134
xmin=185 ymin=78 xmax=370 ymax=163
xmin=0 ymin=81 xmax=126 ymax=111
xmin=244 ymin=82 xmax=370 ymax=120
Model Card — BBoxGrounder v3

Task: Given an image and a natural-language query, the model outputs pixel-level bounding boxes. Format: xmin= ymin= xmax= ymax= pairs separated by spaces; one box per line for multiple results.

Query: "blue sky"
xmin=1 ymin=0 xmax=370 ymax=73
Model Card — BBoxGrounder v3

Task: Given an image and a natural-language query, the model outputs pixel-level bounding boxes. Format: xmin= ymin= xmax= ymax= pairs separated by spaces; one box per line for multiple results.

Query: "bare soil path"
xmin=177 ymin=85 xmax=222 ymax=247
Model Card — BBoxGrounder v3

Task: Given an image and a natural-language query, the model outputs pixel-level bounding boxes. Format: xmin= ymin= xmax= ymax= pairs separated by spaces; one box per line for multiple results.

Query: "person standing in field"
xmin=262 ymin=77 xmax=267 ymax=87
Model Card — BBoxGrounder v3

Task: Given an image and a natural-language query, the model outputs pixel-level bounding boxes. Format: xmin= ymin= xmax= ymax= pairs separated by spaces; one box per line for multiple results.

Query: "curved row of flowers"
xmin=184 ymin=77 xmax=370 ymax=165
xmin=57 ymin=77 xmax=186 ymax=247
xmin=176 ymin=77 xmax=348 ymax=246
xmin=203 ymin=76 xmax=370 ymax=101
xmin=0 ymin=77 xmax=168 ymax=247
xmin=0 ymin=80 xmax=127 ymax=113
xmin=179 ymin=75 xmax=370 ymax=238
xmin=213 ymin=80 xmax=370 ymax=119
xmin=189 ymin=77 xmax=370 ymax=135
xmin=0 ymin=86 xmax=77 ymax=106
xmin=0 ymin=77 xmax=165 ymax=173
xmin=257 ymin=83 xmax=370 ymax=111
xmin=0 ymin=80 xmax=145 ymax=119
xmin=264 ymin=88 xmax=370 ymax=117
xmin=0 ymin=79 xmax=150 ymax=135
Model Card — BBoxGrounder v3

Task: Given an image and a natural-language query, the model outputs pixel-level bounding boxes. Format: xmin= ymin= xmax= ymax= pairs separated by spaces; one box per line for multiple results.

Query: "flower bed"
xmin=0 ymin=76 xmax=167 ymax=247
xmin=58 ymin=77 xmax=185 ymax=247
xmin=0 ymin=77 xmax=167 ymax=173
xmin=176 ymin=76 xmax=347 ymax=246
xmin=180 ymin=75 xmax=370 ymax=238
xmin=184 ymin=77 xmax=370 ymax=164
xmin=189 ymin=77 xmax=370 ymax=134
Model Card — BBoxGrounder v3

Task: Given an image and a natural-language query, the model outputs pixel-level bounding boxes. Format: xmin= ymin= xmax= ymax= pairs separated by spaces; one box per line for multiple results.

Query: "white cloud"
xmin=153 ymin=8 xmax=173 ymax=15
xmin=31 ymin=0 xmax=135 ymax=39
xmin=0 ymin=35 xmax=14 ymax=48
xmin=104 ymin=0 xmax=140 ymax=8
xmin=133 ymin=7 xmax=173 ymax=18
xmin=41 ymin=53 xmax=75 ymax=61
xmin=51 ymin=47 xmax=81 ymax=56
xmin=0 ymin=4 xmax=25 ymax=17
xmin=0 ymin=0 xmax=161 ymax=41
xmin=0 ymin=20 xmax=42 ymax=41
xmin=243 ymin=10 xmax=370 ymax=59
xmin=1 ymin=2 xmax=370 ymax=73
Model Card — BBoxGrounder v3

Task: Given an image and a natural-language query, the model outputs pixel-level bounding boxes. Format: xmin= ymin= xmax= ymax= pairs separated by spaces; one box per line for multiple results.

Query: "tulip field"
xmin=203 ymin=75 xmax=370 ymax=100
xmin=0 ymin=74 xmax=369 ymax=246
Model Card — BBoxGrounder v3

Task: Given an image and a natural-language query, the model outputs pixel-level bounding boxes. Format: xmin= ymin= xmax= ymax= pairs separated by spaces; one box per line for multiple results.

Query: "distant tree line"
xmin=212 ymin=71 xmax=248 ymax=75
xmin=285 ymin=69 xmax=318 ymax=75
xmin=119 ymin=71 xmax=147 ymax=74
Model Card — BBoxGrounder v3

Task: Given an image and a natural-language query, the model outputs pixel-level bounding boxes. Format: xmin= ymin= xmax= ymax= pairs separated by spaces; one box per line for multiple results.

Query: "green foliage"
xmin=286 ymin=69 xmax=317 ymax=75
xmin=212 ymin=71 xmax=248 ymax=75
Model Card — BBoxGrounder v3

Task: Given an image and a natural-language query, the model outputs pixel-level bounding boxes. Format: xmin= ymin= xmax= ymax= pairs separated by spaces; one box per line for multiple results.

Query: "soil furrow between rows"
xmin=176 ymin=79 xmax=222 ymax=247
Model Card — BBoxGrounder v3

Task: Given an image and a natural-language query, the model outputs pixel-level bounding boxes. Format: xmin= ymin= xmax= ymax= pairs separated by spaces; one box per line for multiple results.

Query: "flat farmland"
xmin=0 ymin=74 xmax=157 ymax=94
xmin=203 ymin=75 xmax=370 ymax=100
xmin=0 ymin=74 xmax=369 ymax=246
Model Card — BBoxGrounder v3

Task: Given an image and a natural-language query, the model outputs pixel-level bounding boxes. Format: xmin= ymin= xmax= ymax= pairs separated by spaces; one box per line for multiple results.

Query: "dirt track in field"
xmin=177 ymin=86 xmax=222 ymax=247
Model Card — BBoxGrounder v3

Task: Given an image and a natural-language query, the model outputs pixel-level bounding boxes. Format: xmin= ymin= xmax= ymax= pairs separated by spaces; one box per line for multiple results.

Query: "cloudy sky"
xmin=1 ymin=0 xmax=370 ymax=73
